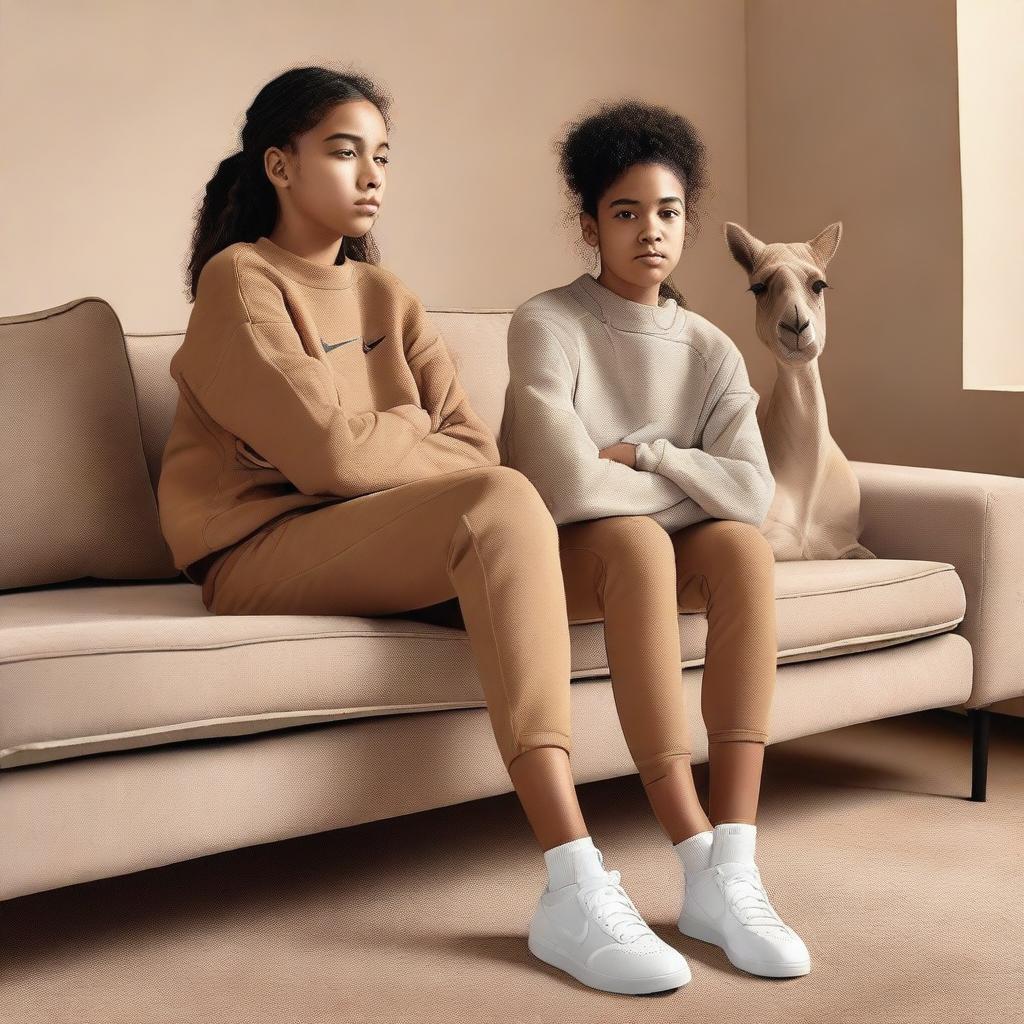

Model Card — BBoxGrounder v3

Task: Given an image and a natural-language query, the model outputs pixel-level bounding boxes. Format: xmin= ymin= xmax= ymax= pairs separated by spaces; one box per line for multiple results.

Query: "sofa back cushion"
xmin=0 ymin=297 xmax=175 ymax=590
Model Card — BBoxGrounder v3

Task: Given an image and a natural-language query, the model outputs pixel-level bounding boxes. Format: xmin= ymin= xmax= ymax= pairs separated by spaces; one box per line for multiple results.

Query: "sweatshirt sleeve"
xmin=632 ymin=350 xmax=775 ymax=526
xmin=400 ymin=291 xmax=500 ymax=469
xmin=500 ymin=310 xmax=703 ymax=524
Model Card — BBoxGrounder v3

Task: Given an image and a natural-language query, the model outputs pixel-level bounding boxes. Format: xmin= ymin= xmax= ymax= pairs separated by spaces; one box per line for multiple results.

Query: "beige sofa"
xmin=2 ymin=299 xmax=1023 ymax=903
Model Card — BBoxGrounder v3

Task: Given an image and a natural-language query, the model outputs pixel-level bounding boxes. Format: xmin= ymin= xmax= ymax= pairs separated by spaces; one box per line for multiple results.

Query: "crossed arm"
xmin=188 ymin=286 xmax=498 ymax=499
xmin=500 ymin=312 xmax=711 ymax=525
xmin=631 ymin=351 xmax=775 ymax=526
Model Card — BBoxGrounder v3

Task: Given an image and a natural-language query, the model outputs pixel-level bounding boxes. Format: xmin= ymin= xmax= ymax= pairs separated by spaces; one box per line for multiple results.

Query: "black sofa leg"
xmin=968 ymin=708 xmax=991 ymax=802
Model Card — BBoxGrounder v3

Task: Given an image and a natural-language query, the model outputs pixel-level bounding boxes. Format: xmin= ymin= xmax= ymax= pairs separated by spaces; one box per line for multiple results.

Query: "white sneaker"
xmin=528 ymin=849 xmax=692 ymax=994
xmin=677 ymin=825 xmax=811 ymax=978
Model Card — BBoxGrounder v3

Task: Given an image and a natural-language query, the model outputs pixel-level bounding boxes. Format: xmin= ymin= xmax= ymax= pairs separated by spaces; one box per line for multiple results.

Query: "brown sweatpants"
xmin=201 ymin=465 xmax=777 ymax=781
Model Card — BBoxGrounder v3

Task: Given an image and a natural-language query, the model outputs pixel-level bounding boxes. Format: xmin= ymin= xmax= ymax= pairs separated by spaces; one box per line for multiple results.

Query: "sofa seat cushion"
xmin=0 ymin=557 xmax=966 ymax=769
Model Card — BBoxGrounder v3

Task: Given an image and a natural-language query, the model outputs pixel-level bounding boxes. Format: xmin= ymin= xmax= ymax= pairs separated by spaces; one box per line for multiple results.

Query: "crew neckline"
xmin=252 ymin=235 xmax=355 ymax=289
xmin=569 ymin=272 xmax=685 ymax=336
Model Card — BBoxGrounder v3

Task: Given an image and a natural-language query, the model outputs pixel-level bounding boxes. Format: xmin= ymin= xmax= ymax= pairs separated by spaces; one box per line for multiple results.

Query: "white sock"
xmin=673 ymin=830 xmax=714 ymax=877
xmin=710 ymin=822 xmax=757 ymax=866
xmin=543 ymin=835 xmax=605 ymax=891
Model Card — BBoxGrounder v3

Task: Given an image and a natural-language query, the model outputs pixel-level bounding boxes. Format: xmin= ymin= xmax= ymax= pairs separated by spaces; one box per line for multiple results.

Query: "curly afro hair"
xmin=555 ymin=99 xmax=713 ymax=307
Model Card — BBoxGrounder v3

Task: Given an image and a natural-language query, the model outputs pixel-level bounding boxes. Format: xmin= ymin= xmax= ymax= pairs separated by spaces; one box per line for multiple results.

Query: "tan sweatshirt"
xmin=497 ymin=272 xmax=775 ymax=531
xmin=157 ymin=236 xmax=499 ymax=583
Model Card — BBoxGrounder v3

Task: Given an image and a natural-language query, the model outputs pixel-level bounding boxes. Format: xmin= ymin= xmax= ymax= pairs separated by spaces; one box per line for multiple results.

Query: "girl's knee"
xmin=698 ymin=519 xmax=774 ymax=567
xmin=460 ymin=466 xmax=557 ymax=542
xmin=484 ymin=465 xmax=551 ymax=514
xmin=587 ymin=514 xmax=675 ymax=563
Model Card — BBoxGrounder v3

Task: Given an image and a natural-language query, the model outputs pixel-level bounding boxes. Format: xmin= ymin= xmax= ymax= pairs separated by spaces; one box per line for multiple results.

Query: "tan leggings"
xmin=201 ymin=465 xmax=777 ymax=781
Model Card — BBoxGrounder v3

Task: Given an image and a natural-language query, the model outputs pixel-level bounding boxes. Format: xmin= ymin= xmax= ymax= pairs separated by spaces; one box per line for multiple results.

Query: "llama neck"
xmin=765 ymin=358 xmax=830 ymax=439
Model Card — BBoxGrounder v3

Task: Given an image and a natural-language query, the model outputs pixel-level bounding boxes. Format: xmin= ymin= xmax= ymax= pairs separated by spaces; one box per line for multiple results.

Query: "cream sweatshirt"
xmin=497 ymin=271 xmax=775 ymax=531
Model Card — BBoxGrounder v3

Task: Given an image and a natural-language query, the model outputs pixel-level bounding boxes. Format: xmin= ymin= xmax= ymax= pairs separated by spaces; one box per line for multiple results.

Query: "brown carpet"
xmin=2 ymin=708 xmax=1021 ymax=1024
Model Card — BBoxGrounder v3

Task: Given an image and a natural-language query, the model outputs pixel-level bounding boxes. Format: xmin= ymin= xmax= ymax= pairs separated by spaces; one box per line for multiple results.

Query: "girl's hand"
xmin=598 ymin=442 xmax=637 ymax=468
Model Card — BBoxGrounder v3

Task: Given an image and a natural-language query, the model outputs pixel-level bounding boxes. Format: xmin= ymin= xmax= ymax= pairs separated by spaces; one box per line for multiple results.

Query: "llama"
xmin=724 ymin=220 xmax=875 ymax=561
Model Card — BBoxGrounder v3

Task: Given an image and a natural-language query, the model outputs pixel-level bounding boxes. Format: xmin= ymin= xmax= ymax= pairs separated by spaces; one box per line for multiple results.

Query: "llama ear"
xmin=724 ymin=222 xmax=765 ymax=275
xmin=807 ymin=221 xmax=842 ymax=268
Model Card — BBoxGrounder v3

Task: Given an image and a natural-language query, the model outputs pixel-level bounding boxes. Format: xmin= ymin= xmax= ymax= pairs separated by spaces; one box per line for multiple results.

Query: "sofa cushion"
xmin=0 ymin=298 xmax=174 ymax=589
xmin=0 ymin=557 xmax=965 ymax=769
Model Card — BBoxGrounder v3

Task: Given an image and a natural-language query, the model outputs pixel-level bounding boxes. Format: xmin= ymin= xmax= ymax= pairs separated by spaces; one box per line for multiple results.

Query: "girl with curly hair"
xmin=498 ymin=99 xmax=812 ymax=991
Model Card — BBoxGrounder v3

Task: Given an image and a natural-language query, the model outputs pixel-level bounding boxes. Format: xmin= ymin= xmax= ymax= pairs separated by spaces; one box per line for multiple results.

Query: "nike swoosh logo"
xmin=544 ymin=903 xmax=589 ymax=944
xmin=363 ymin=335 xmax=385 ymax=353
xmin=322 ymin=336 xmax=359 ymax=353
xmin=562 ymin=919 xmax=589 ymax=944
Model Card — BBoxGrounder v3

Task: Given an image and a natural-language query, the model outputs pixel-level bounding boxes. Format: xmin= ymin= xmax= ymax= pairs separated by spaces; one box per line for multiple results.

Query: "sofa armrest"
xmin=851 ymin=460 xmax=1024 ymax=708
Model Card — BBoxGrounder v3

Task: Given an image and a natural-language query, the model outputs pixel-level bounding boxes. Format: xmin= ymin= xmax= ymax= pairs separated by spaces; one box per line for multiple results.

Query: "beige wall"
xmin=0 ymin=0 xmax=747 ymax=327
xmin=2 ymin=0 xmax=1020 ymax=475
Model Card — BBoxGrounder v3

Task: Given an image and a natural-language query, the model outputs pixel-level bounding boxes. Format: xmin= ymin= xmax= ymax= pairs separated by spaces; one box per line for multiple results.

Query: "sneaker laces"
xmin=715 ymin=864 xmax=789 ymax=932
xmin=575 ymin=863 xmax=653 ymax=945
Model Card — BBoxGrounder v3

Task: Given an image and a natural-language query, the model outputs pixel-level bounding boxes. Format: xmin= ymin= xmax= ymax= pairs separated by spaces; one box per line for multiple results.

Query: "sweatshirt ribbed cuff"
xmin=634 ymin=438 xmax=666 ymax=473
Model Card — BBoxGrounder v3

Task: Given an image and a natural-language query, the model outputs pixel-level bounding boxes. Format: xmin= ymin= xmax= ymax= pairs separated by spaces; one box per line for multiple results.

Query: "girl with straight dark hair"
xmin=157 ymin=65 xmax=692 ymax=998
